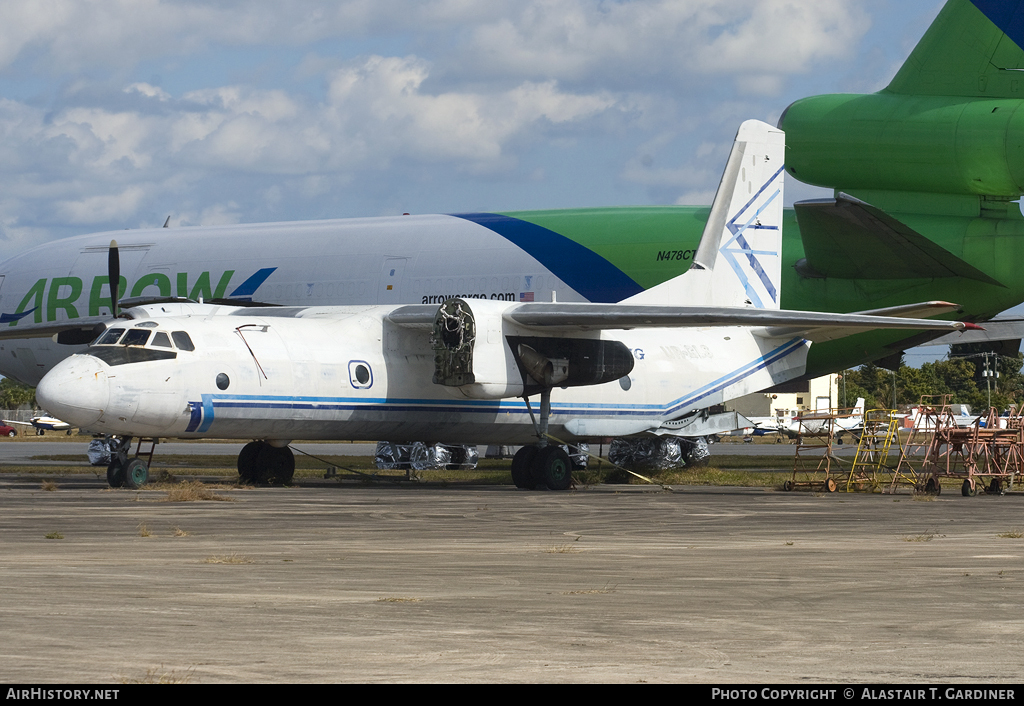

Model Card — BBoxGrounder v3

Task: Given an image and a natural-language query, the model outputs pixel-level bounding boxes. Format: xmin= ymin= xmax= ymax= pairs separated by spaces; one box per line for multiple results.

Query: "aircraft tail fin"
xmin=624 ymin=119 xmax=785 ymax=309
xmin=887 ymin=0 xmax=1024 ymax=98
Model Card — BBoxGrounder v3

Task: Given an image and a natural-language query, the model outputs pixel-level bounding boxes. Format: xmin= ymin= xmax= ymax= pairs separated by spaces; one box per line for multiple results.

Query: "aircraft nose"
xmin=36 ymin=354 xmax=110 ymax=429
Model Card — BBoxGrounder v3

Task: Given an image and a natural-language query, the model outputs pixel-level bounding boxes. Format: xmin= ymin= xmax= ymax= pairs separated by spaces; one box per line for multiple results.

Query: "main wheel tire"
xmin=7 ymin=430 xmax=15 ymax=438
xmin=511 ymin=446 xmax=538 ymax=489
xmin=256 ymin=444 xmax=295 ymax=486
xmin=237 ymin=441 xmax=263 ymax=484
xmin=537 ymin=445 xmax=572 ymax=491
xmin=122 ymin=458 xmax=149 ymax=490
xmin=988 ymin=478 xmax=1003 ymax=495
xmin=962 ymin=479 xmax=978 ymax=497
xmin=106 ymin=461 xmax=126 ymax=488
xmin=925 ymin=477 xmax=941 ymax=495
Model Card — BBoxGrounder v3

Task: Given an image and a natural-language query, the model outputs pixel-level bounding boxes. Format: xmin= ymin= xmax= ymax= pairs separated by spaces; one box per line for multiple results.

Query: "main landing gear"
xmin=105 ymin=436 xmax=151 ymax=489
xmin=511 ymin=388 xmax=575 ymax=491
xmin=511 ymin=444 xmax=573 ymax=491
xmin=237 ymin=441 xmax=295 ymax=486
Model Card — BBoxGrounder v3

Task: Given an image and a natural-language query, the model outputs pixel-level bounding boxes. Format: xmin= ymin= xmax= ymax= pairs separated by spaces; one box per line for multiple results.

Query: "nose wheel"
xmin=105 ymin=436 xmax=150 ymax=489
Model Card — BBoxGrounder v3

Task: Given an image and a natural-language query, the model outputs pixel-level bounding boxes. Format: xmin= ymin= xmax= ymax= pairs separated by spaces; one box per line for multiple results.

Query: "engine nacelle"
xmin=429 ymin=298 xmax=634 ymax=400
xmin=780 ymin=93 xmax=1024 ymax=199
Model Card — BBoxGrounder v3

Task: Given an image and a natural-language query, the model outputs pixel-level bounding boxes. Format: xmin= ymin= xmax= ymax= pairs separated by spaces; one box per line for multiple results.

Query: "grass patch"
xmin=546 ymin=543 xmax=581 ymax=554
xmin=118 ymin=666 xmax=196 ymax=684
xmin=137 ymin=523 xmax=151 ymax=537
xmin=172 ymin=526 xmax=190 ymax=537
xmin=652 ymin=467 xmax=793 ymax=487
xmin=997 ymin=530 xmax=1024 ymax=539
xmin=202 ymin=554 xmax=254 ymax=564
xmin=377 ymin=597 xmax=422 ymax=603
xmin=159 ymin=481 xmax=236 ymax=502
xmin=44 ymin=531 xmax=63 ymax=540
xmin=40 ymin=481 xmax=57 ymax=491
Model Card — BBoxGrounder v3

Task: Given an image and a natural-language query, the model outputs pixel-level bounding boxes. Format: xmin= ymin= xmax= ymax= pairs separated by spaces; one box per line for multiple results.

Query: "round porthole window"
xmin=619 ymin=376 xmax=632 ymax=391
xmin=348 ymin=361 xmax=373 ymax=388
xmin=216 ymin=373 xmax=230 ymax=390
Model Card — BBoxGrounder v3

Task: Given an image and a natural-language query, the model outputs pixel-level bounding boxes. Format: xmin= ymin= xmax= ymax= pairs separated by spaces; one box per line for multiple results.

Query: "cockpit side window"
xmin=96 ymin=328 xmax=125 ymax=345
xmin=121 ymin=329 xmax=151 ymax=347
xmin=172 ymin=331 xmax=195 ymax=351
xmin=151 ymin=331 xmax=172 ymax=348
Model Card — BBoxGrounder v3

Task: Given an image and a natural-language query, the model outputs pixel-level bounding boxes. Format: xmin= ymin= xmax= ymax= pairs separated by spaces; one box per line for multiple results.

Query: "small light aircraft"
xmin=1 ymin=413 xmax=73 ymax=435
xmin=744 ymin=398 xmax=866 ymax=440
xmin=35 ymin=121 xmax=979 ymax=490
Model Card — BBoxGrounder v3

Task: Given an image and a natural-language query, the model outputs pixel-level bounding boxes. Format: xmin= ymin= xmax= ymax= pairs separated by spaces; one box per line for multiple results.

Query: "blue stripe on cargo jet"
xmin=451 ymin=213 xmax=643 ymax=303
xmin=972 ymin=0 xmax=1024 ymax=50
xmin=229 ymin=267 xmax=277 ymax=298
xmin=1 ymin=308 xmax=37 ymax=325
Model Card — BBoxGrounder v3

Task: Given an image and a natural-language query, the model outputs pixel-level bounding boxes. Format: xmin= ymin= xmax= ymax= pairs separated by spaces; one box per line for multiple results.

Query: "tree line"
xmin=840 ymin=344 xmax=1024 ymax=412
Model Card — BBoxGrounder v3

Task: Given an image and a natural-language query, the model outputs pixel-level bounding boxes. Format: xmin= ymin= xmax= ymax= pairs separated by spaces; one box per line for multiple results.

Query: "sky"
xmin=0 ymin=0 xmax=970 ymax=364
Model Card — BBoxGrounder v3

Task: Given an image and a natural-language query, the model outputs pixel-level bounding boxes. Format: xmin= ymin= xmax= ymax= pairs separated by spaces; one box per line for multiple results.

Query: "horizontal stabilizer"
xmin=926 ymin=316 xmax=1024 ymax=346
xmin=888 ymin=0 xmax=1024 ymax=98
xmin=793 ymin=194 xmax=1003 ymax=286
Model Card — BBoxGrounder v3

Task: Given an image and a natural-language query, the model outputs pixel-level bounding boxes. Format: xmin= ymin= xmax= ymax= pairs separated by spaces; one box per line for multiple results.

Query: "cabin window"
xmin=151 ymin=332 xmax=172 ymax=348
xmin=349 ymin=361 xmax=373 ymax=389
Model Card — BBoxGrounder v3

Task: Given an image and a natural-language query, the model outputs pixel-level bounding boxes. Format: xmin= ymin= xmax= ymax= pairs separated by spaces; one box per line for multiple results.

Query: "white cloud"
xmin=57 ymin=185 xmax=147 ymax=223
xmin=456 ymin=0 xmax=871 ymax=93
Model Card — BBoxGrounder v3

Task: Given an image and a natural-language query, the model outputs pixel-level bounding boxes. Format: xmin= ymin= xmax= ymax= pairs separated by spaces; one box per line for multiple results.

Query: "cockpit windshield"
xmin=121 ymin=329 xmax=151 ymax=347
xmin=95 ymin=328 xmax=125 ymax=345
xmin=88 ymin=325 xmax=194 ymax=366
xmin=93 ymin=327 xmax=194 ymax=351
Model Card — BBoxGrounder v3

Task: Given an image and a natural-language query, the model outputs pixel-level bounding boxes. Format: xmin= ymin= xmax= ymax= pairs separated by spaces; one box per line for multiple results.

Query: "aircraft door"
xmin=378 ymin=257 xmax=408 ymax=304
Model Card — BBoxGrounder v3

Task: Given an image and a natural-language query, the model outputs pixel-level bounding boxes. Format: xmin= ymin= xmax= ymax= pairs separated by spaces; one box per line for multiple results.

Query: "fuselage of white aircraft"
xmin=36 ymin=301 xmax=812 ymax=445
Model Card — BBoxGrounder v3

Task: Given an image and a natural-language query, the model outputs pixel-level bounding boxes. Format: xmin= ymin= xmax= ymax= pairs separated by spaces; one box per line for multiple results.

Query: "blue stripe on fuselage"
xmin=186 ymin=338 xmax=807 ymax=431
xmin=451 ymin=213 xmax=643 ymax=303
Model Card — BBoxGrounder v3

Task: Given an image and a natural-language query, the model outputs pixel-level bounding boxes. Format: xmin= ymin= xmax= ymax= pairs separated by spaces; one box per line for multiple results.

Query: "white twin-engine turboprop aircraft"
xmin=35 ymin=120 xmax=978 ymax=490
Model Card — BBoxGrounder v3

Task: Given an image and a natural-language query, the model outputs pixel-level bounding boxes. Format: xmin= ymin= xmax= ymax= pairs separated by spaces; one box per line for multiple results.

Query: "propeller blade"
xmin=108 ymin=239 xmax=120 ymax=318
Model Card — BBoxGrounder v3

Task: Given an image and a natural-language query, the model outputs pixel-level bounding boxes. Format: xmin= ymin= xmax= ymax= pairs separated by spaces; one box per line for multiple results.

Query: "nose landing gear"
xmin=105 ymin=436 xmax=152 ymax=489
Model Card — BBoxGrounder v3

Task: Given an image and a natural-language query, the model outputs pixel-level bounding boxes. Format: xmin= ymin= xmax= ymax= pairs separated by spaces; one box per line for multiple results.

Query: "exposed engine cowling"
xmin=429 ymin=298 xmax=634 ymax=400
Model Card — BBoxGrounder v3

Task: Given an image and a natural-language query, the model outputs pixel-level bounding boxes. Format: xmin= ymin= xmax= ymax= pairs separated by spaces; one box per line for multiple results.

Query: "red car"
xmin=0 ymin=424 xmax=16 ymax=438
